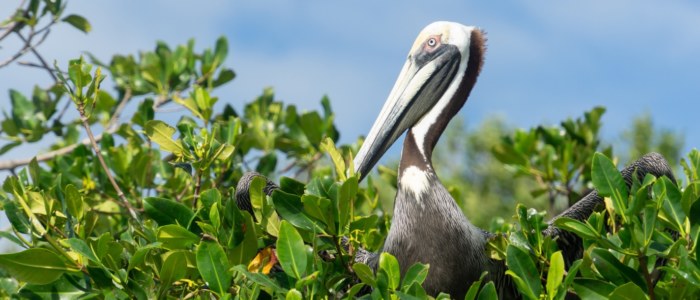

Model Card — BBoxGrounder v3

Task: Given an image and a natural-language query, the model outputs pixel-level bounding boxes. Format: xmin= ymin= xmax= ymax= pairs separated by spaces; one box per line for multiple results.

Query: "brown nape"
xmin=421 ymin=29 xmax=487 ymax=159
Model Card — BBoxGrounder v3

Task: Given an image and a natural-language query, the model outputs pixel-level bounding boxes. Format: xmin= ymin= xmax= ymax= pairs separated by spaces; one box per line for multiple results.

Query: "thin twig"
xmin=17 ymin=60 xmax=65 ymax=73
xmin=77 ymin=103 xmax=141 ymax=222
xmin=0 ymin=28 xmax=35 ymax=68
xmin=17 ymin=31 xmax=57 ymax=82
xmin=0 ymin=0 xmax=26 ymax=43
xmin=106 ymin=88 xmax=132 ymax=130
xmin=0 ymin=89 xmax=146 ymax=171
xmin=0 ymin=130 xmax=113 ymax=170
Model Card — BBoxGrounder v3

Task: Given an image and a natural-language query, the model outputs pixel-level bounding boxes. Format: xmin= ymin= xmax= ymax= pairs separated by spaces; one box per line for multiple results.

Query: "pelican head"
xmin=354 ymin=21 xmax=486 ymax=181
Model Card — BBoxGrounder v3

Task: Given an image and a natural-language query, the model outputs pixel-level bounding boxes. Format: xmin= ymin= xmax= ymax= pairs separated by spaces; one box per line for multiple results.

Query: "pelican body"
xmin=353 ymin=22 xmax=488 ymax=297
xmin=236 ymin=21 xmax=676 ymax=299
xmin=350 ymin=22 xmax=674 ymax=298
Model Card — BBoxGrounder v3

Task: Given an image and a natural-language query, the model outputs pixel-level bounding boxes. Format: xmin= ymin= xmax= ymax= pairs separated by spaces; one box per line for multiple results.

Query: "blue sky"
xmin=2 ymin=1 xmax=700 ymax=164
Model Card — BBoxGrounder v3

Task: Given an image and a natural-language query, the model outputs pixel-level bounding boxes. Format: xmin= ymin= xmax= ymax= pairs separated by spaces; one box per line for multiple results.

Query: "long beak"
xmin=353 ymin=46 xmax=461 ymax=181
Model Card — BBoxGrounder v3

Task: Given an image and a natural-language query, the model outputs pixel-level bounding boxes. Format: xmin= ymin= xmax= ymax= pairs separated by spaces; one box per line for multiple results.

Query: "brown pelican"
xmin=236 ymin=21 xmax=675 ymax=298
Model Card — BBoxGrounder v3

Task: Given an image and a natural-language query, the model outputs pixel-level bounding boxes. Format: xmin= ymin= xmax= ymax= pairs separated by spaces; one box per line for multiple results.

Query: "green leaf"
xmin=607 ymin=282 xmax=649 ymax=300
xmin=0 ymin=248 xmax=79 ymax=285
xmin=477 ymin=281 xmax=498 ymax=300
xmin=379 ymin=252 xmax=400 ymax=290
xmin=62 ymin=14 xmax=91 ymax=33
xmin=196 ymin=241 xmax=231 ymax=295
xmin=301 ymin=195 xmax=333 ymax=233
xmin=213 ymin=69 xmax=236 ymax=87
xmin=552 ymin=217 xmax=600 ymax=240
xmin=65 ymin=238 xmax=100 ymax=264
xmin=277 ymin=220 xmax=308 ymax=279
xmin=255 ymin=152 xmax=277 ymax=175
xmin=3 ymin=200 xmax=30 ymax=234
xmin=320 ymin=138 xmax=346 ymax=180
xmin=229 ymin=208 xmax=257 ymax=265
xmin=272 ymin=190 xmax=326 ymax=233
xmin=590 ymin=248 xmax=646 ymax=290
xmin=337 ymin=176 xmax=357 ymax=231
xmin=283 ymin=289 xmax=302 ymax=300
xmin=352 ymin=263 xmax=376 ymax=286
xmin=401 ymin=262 xmax=429 ymax=289
xmin=658 ymin=177 xmax=686 ymax=234
xmin=143 ymin=197 xmax=195 ymax=228
xmin=346 ymin=283 xmax=367 ymax=299
xmin=157 ymin=224 xmax=199 ymax=250
xmin=546 ymin=251 xmax=564 ymax=299
xmin=571 ymin=278 xmax=615 ymax=300
xmin=506 ymin=245 xmax=541 ymax=299
xmin=214 ymin=36 xmax=229 ymax=65
xmin=131 ymin=98 xmax=155 ymax=127
xmin=280 ymin=176 xmax=306 ymax=195
xmin=233 ymin=265 xmax=287 ymax=293
xmin=464 ymin=272 xmax=488 ymax=300
xmin=64 ymin=184 xmax=84 ymax=221
xmin=159 ymin=250 xmax=188 ymax=295
xmin=591 ymin=153 xmax=628 ymax=220
xmin=144 ymin=120 xmax=186 ymax=157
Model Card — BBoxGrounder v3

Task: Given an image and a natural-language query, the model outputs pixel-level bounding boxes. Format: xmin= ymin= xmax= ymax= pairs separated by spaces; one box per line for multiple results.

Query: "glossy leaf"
xmin=506 ymin=245 xmax=541 ymax=299
xmin=272 ymin=190 xmax=325 ymax=233
xmin=64 ymin=184 xmax=84 ymax=221
xmin=62 ymin=14 xmax=91 ymax=33
xmin=591 ymin=152 xmax=628 ymax=220
xmin=159 ymin=251 xmax=187 ymax=294
xmin=196 ymin=241 xmax=231 ymax=295
xmin=145 ymin=120 xmax=185 ymax=156
xmin=477 ymin=282 xmax=498 ymax=300
xmin=401 ymin=262 xmax=429 ymax=289
xmin=379 ymin=252 xmax=400 ymax=290
xmin=143 ymin=197 xmax=195 ymax=228
xmin=0 ymin=248 xmax=79 ymax=285
xmin=608 ymin=282 xmax=648 ymax=300
xmin=590 ymin=248 xmax=646 ymax=289
xmin=277 ymin=220 xmax=307 ymax=279
xmin=553 ymin=217 xmax=600 ymax=240
xmin=571 ymin=278 xmax=615 ymax=300
xmin=352 ymin=263 xmax=376 ymax=286
xmin=157 ymin=224 xmax=199 ymax=250
xmin=546 ymin=251 xmax=564 ymax=299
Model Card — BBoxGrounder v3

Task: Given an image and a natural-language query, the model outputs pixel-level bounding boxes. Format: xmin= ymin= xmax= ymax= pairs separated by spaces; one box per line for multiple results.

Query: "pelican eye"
xmin=427 ymin=38 xmax=437 ymax=47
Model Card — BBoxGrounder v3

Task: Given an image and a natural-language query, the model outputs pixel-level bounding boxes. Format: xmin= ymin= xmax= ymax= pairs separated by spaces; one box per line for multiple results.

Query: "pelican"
xmin=237 ymin=21 xmax=675 ymax=298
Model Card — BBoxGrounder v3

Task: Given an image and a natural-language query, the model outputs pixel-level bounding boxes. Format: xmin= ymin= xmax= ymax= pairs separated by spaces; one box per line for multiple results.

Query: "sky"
xmin=1 ymin=1 xmax=700 ymax=164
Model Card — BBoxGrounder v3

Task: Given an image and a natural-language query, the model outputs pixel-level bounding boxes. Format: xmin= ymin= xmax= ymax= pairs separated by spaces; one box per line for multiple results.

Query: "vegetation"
xmin=0 ymin=1 xmax=698 ymax=299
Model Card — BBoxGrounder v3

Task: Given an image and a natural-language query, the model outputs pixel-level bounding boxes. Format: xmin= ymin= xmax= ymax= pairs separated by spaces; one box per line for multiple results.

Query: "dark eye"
xmin=427 ymin=38 xmax=437 ymax=47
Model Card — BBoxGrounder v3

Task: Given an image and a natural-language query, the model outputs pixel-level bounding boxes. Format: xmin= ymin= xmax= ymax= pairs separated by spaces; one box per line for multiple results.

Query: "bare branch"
xmin=0 ymin=28 xmax=35 ymax=68
xmin=106 ymin=88 xmax=133 ymax=130
xmin=0 ymin=0 xmax=27 ymax=43
xmin=17 ymin=31 xmax=57 ymax=82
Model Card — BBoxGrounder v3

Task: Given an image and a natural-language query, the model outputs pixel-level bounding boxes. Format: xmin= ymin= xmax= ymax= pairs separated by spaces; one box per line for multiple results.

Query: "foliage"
xmin=0 ymin=2 xmax=697 ymax=299
xmin=622 ymin=113 xmax=685 ymax=166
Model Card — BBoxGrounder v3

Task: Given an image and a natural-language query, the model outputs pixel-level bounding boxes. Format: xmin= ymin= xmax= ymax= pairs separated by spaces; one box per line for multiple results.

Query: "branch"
xmin=0 ymin=130 xmax=112 ymax=170
xmin=0 ymin=88 xmax=133 ymax=171
xmin=0 ymin=28 xmax=36 ymax=68
xmin=106 ymin=88 xmax=132 ymax=130
xmin=77 ymin=102 xmax=140 ymax=222
xmin=17 ymin=31 xmax=57 ymax=82
xmin=0 ymin=0 xmax=26 ymax=43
